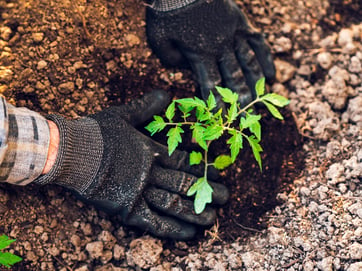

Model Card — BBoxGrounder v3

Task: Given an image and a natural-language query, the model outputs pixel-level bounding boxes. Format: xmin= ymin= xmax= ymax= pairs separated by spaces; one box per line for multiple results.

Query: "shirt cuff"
xmin=0 ymin=101 xmax=50 ymax=185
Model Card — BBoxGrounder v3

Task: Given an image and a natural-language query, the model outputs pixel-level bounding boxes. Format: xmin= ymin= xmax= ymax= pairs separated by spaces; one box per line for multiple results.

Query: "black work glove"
xmin=35 ymin=90 xmax=228 ymax=240
xmin=146 ymin=0 xmax=275 ymax=106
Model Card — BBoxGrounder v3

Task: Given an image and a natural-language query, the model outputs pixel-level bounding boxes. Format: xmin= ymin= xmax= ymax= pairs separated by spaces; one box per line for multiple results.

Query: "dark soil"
xmin=321 ymin=0 xmax=362 ymax=32
xmin=218 ymin=108 xmax=305 ymax=241
xmin=0 ymin=0 xmax=314 ymax=269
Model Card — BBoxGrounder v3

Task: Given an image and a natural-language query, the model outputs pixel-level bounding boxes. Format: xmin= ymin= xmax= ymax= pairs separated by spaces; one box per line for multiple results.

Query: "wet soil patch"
xmin=217 ymin=107 xmax=305 ymax=242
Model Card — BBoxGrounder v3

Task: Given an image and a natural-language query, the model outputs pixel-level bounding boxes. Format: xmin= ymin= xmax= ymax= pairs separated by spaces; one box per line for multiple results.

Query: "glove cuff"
xmin=34 ymin=115 xmax=103 ymax=193
xmin=149 ymin=0 xmax=199 ymax=11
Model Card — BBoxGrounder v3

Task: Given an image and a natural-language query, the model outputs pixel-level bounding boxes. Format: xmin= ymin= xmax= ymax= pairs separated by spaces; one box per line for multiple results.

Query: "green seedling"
xmin=146 ymin=78 xmax=289 ymax=214
xmin=0 ymin=235 xmax=22 ymax=268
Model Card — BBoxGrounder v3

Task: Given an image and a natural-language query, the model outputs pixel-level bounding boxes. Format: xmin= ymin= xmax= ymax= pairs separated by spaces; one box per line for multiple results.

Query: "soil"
xmin=0 ymin=0 xmax=361 ymax=270
xmin=217 ymin=108 xmax=305 ymax=241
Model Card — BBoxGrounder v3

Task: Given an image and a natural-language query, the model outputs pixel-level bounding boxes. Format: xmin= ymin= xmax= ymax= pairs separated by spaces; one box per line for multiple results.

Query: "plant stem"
xmin=165 ymin=121 xmax=196 ymax=126
xmin=203 ymin=141 xmax=212 ymax=181
xmin=236 ymin=98 xmax=261 ymax=116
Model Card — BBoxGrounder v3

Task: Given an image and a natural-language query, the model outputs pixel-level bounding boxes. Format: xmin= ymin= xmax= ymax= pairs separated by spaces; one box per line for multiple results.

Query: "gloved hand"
xmin=35 ymin=90 xmax=228 ymax=240
xmin=146 ymin=0 xmax=275 ymax=106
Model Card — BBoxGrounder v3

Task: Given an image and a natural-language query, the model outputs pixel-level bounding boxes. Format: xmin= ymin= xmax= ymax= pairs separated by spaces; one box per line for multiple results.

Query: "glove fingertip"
xmin=207 ymin=166 xmax=220 ymax=180
xmin=143 ymin=89 xmax=171 ymax=113
xmin=151 ymin=89 xmax=171 ymax=105
xmin=167 ymin=223 xmax=196 ymax=240
xmin=210 ymin=182 xmax=229 ymax=205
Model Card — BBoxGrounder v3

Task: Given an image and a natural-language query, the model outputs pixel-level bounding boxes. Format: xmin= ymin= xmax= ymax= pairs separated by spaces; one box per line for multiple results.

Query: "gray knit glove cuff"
xmin=34 ymin=115 xmax=103 ymax=193
xmin=149 ymin=0 xmax=198 ymax=11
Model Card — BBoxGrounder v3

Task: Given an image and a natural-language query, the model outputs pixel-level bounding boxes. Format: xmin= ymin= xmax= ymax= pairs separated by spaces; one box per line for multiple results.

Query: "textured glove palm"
xmin=35 ymin=90 xmax=228 ymax=240
xmin=146 ymin=0 xmax=276 ymax=106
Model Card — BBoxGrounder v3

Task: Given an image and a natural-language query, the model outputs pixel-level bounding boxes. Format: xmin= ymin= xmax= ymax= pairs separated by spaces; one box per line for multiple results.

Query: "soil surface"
xmin=0 ymin=0 xmax=361 ymax=270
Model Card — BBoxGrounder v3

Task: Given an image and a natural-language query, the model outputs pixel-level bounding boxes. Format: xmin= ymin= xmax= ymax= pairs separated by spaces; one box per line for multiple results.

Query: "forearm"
xmin=42 ymin=120 xmax=59 ymax=175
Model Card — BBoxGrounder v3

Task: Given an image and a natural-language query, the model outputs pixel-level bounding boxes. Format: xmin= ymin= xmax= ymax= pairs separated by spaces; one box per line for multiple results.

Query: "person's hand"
xmin=146 ymin=0 xmax=275 ymax=107
xmin=35 ymin=90 xmax=228 ymax=240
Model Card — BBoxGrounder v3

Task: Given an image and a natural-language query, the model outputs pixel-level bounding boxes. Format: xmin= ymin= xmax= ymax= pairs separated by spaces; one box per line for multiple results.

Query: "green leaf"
xmin=145 ymin=116 xmax=166 ymax=136
xmin=0 ymin=235 xmax=22 ymax=268
xmin=262 ymin=93 xmax=289 ymax=107
xmin=196 ymin=106 xmax=212 ymax=122
xmin=212 ymin=108 xmax=223 ymax=122
xmin=166 ymin=126 xmax=184 ymax=156
xmin=250 ymin=120 xmax=261 ymax=141
xmin=240 ymin=114 xmax=262 ymax=140
xmin=239 ymin=114 xmax=261 ymax=130
xmin=187 ymin=178 xmax=200 ymax=197
xmin=0 ymin=235 xmax=15 ymax=250
xmin=165 ymin=101 xmax=175 ymax=122
xmin=0 ymin=252 xmax=22 ymax=268
xmin=227 ymin=130 xmax=243 ymax=162
xmin=227 ymin=101 xmax=238 ymax=123
xmin=255 ymin=77 xmax=265 ymax=97
xmin=191 ymin=123 xmax=208 ymax=150
xmin=176 ymin=97 xmax=206 ymax=109
xmin=246 ymin=135 xmax=263 ymax=170
xmin=178 ymin=103 xmax=193 ymax=115
xmin=190 ymin=151 xmax=203 ymax=165
xmin=203 ymin=124 xmax=223 ymax=141
xmin=207 ymin=91 xmax=217 ymax=111
xmin=214 ymin=155 xmax=233 ymax=170
xmin=215 ymin=86 xmax=238 ymax=104
xmin=263 ymin=101 xmax=284 ymax=120
xmin=187 ymin=177 xmax=213 ymax=214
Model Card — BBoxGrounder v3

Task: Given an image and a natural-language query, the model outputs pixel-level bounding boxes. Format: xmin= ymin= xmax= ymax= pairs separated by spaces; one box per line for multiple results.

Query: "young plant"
xmin=146 ymin=78 xmax=289 ymax=214
xmin=0 ymin=234 xmax=22 ymax=268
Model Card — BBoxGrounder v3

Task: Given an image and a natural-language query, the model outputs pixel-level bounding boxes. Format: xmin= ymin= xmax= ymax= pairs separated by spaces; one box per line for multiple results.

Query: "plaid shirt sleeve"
xmin=0 ymin=96 xmax=50 ymax=185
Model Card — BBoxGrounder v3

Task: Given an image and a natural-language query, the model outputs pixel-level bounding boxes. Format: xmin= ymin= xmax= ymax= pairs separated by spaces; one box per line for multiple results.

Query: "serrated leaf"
xmin=255 ymin=77 xmax=265 ymax=97
xmin=145 ymin=116 xmax=166 ymax=136
xmin=0 ymin=235 xmax=22 ymax=268
xmin=214 ymin=155 xmax=233 ymax=170
xmin=178 ymin=103 xmax=193 ymax=115
xmin=203 ymin=125 xmax=223 ymax=141
xmin=262 ymin=93 xmax=289 ymax=107
xmin=166 ymin=126 xmax=184 ymax=156
xmin=239 ymin=114 xmax=261 ymax=130
xmin=227 ymin=102 xmax=238 ymax=123
xmin=187 ymin=177 xmax=202 ymax=197
xmin=0 ymin=252 xmax=22 ymax=268
xmin=176 ymin=97 xmax=206 ymax=109
xmin=246 ymin=135 xmax=263 ymax=170
xmin=207 ymin=91 xmax=217 ymax=110
xmin=194 ymin=96 xmax=207 ymax=108
xmin=198 ymin=111 xmax=213 ymax=122
xmin=213 ymin=107 xmax=223 ymax=121
xmin=263 ymin=101 xmax=284 ymax=120
xmin=165 ymin=101 xmax=175 ymax=122
xmin=0 ymin=235 xmax=15 ymax=250
xmin=250 ymin=120 xmax=261 ymax=141
xmin=215 ymin=86 xmax=238 ymax=104
xmin=187 ymin=177 xmax=213 ymax=214
xmin=196 ymin=106 xmax=212 ymax=122
xmin=227 ymin=130 xmax=243 ymax=161
xmin=191 ymin=124 xmax=208 ymax=150
xmin=190 ymin=151 xmax=203 ymax=165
